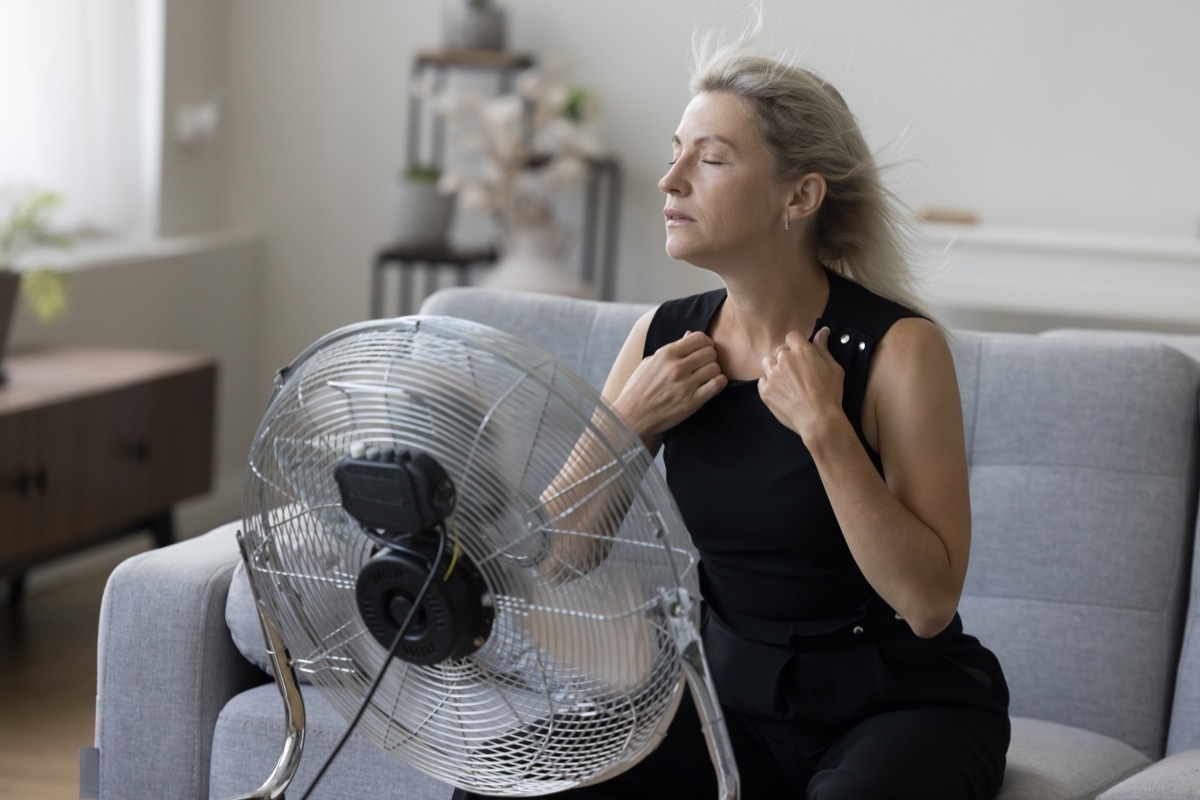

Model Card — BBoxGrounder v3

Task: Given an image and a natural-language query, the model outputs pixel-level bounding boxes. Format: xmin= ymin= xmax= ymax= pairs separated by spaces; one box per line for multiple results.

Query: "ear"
xmin=785 ymin=173 xmax=826 ymax=223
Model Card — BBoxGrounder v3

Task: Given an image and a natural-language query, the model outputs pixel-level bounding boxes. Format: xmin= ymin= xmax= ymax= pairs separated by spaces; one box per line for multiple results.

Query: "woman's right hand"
xmin=608 ymin=328 xmax=727 ymax=445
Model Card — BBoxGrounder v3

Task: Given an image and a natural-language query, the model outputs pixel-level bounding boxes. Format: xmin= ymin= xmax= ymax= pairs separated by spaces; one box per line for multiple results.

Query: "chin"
xmin=665 ymin=240 xmax=720 ymax=273
xmin=664 ymin=234 xmax=700 ymax=263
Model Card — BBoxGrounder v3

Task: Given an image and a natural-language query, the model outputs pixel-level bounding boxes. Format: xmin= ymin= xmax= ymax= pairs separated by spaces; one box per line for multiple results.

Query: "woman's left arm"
xmin=759 ymin=318 xmax=971 ymax=638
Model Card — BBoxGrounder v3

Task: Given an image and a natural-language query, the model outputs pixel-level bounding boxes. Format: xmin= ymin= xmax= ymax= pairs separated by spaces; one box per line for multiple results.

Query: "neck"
xmin=718 ymin=257 xmax=829 ymax=352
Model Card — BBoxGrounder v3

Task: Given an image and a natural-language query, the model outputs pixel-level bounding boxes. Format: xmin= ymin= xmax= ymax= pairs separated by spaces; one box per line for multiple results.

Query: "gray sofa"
xmin=92 ymin=287 xmax=1200 ymax=799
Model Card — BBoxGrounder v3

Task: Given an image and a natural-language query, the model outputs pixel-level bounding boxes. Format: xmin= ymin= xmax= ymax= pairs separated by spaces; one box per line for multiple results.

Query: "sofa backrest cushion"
xmin=1041 ymin=329 xmax=1200 ymax=756
xmin=952 ymin=331 xmax=1200 ymax=758
xmin=420 ymin=287 xmax=653 ymax=391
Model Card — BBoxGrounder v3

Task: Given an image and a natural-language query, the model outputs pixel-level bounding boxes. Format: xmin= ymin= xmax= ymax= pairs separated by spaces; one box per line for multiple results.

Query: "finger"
xmin=677 ymin=343 xmax=720 ymax=372
xmin=691 ymin=360 xmax=723 ymax=384
xmin=811 ymin=326 xmax=843 ymax=367
xmin=693 ymin=372 xmax=728 ymax=404
xmin=665 ymin=330 xmax=715 ymax=357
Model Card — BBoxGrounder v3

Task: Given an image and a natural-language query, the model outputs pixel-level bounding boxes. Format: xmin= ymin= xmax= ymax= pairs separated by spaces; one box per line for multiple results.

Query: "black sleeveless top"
xmin=644 ymin=270 xmax=923 ymax=637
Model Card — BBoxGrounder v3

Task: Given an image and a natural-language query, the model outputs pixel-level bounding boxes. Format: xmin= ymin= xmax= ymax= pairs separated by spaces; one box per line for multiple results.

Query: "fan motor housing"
xmin=356 ymin=535 xmax=494 ymax=665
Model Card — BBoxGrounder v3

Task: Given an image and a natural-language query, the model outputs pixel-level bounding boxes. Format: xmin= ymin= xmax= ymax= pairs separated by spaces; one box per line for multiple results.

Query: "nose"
xmin=658 ymin=161 xmax=686 ymax=195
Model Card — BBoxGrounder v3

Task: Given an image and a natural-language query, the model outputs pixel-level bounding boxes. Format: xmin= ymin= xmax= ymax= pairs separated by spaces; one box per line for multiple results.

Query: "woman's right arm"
xmin=536 ymin=310 xmax=726 ymax=582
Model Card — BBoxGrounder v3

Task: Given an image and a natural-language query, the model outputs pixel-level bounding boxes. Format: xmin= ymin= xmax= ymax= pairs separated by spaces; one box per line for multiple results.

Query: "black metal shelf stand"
xmin=373 ymin=49 xmax=621 ymax=318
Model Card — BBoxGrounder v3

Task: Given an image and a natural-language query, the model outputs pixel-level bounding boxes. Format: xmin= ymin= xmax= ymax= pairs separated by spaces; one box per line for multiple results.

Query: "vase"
xmin=443 ymin=5 xmax=507 ymax=51
xmin=480 ymin=223 xmax=594 ymax=298
xmin=0 ymin=271 xmax=20 ymax=384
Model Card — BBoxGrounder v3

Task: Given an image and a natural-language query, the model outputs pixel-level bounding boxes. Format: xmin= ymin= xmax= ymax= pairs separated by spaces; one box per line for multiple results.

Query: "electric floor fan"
xmin=231 ymin=315 xmax=738 ymax=798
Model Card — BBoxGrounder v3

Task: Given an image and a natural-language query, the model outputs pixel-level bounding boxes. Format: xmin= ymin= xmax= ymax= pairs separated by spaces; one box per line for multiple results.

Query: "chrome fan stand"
xmin=224 ymin=530 xmax=307 ymax=800
xmin=659 ymin=586 xmax=740 ymax=800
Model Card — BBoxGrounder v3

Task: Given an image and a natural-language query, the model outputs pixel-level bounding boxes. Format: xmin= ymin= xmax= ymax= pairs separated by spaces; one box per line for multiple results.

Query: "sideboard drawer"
xmin=0 ymin=347 xmax=217 ymax=573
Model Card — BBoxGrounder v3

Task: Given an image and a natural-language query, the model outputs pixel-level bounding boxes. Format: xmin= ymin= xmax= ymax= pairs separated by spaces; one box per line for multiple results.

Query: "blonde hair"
xmin=690 ymin=14 xmax=931 ymax=317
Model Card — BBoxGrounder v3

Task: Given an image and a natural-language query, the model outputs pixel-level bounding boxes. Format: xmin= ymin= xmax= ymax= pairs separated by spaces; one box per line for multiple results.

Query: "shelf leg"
xmin=147 ymin=511 xmax=176 ymax=549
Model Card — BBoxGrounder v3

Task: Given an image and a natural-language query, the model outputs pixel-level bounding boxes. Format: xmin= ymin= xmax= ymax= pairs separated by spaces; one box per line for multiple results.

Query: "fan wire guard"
xmin=241 ymin=316 xmax=711 ymax=796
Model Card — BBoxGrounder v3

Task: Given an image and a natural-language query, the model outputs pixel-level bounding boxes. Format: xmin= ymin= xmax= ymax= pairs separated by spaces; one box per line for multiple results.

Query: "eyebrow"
xmin=671 ymin=134 xmax=737 ymax=148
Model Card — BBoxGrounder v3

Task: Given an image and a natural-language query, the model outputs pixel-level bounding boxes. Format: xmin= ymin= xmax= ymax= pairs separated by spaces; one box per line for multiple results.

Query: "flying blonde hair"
xmin=690 ymin=8 xmax=931 ymax=318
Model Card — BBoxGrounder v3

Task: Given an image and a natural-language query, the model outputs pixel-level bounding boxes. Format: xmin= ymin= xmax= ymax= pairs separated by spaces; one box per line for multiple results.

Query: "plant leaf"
xmin=21 ymin=267 xmax=70 ymax=323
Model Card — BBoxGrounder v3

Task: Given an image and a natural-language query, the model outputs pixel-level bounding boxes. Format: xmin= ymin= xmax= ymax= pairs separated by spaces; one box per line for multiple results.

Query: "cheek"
xmin=712 ymin=191 xmax=772 ymax=237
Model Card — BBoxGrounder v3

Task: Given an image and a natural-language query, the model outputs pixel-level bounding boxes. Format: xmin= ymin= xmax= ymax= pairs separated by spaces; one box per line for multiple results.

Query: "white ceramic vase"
xmin=481 ymin=223 xmax=594 ymax=298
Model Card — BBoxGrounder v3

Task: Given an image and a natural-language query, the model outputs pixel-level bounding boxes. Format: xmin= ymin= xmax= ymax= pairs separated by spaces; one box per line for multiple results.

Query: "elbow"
xmin=907 ymin=612 xmax=955 ymax=639
xmin=902 ymin=593 xmax=961 ymax=639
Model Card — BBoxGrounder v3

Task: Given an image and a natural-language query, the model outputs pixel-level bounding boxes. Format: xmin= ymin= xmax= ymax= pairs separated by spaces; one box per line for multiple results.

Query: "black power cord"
xmin=298 ymin=524 xmax=448 ymax=800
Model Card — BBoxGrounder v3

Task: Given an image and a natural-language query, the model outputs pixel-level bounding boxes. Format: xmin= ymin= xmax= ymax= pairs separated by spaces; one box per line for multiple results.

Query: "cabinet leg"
xmin=148 ymin=512 xmax=176 ymax=549
xmin=5 ymin=572 xmax=26 ymax=609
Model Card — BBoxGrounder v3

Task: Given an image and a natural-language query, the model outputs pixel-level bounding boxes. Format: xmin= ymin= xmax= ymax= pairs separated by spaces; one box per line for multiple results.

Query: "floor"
xmin=0 ymin=539 xmax=146 ymax=800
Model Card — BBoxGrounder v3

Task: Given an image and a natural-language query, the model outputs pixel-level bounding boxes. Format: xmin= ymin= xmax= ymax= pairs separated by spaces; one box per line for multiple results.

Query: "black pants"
xmin=453 ymin=610 xmax=1009 ymax=799
xmin=450 ymin=685 xmax=1008 ymax=799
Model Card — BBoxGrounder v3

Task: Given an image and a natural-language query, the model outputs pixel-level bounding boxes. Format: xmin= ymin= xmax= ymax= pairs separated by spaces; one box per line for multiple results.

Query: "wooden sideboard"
xmin=0 ymin=346 xmax=216 ymax=605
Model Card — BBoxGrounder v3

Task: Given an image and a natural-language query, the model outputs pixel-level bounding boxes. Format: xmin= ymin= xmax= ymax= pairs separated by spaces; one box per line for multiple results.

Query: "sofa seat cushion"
xmin=996 ymin=718 xmax=1150 ymax=800
xmin=1097 ymin=749 xmax=1200 ymax=799
xmin=210 ymin=683 xmax=452 ymax=799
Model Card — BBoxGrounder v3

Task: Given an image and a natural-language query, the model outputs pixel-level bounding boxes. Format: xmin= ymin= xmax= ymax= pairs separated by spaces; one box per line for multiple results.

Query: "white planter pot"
xmin=390 ymin=181 xmax=455 ymax=247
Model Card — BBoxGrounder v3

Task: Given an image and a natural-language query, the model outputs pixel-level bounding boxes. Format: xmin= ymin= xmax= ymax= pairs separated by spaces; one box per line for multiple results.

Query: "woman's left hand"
xmin=758 ymin=326 xmax=844 ymax=440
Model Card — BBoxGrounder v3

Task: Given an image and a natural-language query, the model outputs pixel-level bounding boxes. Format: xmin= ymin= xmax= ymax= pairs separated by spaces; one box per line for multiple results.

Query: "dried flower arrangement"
xmin=427 ymin=56 xmax=605 ymax=237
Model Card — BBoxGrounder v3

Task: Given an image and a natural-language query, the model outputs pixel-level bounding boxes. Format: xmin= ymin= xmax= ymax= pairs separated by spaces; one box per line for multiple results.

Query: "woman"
xmin=458 ymin=29 xmax=1010 ymax=800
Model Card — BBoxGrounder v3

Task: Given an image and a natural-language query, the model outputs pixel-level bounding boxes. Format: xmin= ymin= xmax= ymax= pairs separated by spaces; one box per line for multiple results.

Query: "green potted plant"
xmin=390 ymin=163 xmax=455 ymax=249
xmin=0 ymin=187 xmax=71 ymax=383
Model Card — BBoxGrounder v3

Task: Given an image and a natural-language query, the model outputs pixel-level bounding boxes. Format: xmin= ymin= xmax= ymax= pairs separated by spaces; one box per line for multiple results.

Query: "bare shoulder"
xmin=600 ymin=307 xmax=658 ymax=403
xmin=872 ymin=316 xmax=959 ymax=389
xmin=863 ymin=316 xmax=962 ymax=448
xmin=630 ymin=307 xmax=658 ymax=339
xmin=876 ymin=316 xmax=953 ymax=364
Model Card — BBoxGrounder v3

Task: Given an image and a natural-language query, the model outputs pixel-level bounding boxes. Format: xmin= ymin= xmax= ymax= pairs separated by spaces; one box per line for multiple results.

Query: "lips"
xmin=664 ymin=208 xmax=695 ymax=224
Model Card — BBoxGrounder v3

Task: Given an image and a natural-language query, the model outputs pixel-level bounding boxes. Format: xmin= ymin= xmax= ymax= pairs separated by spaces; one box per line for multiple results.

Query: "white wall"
xmin=158 ymin=0 xmax=228 ymax=236
xmin=209 ymin=0 xmax=1200 ymax=384
xmin=69 ymin=0 xmax=1191 ymax=425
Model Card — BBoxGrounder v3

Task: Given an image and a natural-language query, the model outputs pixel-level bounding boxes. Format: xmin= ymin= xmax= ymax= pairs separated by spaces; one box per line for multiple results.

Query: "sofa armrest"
xmin=1097 ymin=749 xmax=1200 ymax=799
xmin=95 ymin=521 xmax=266 ymax=800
